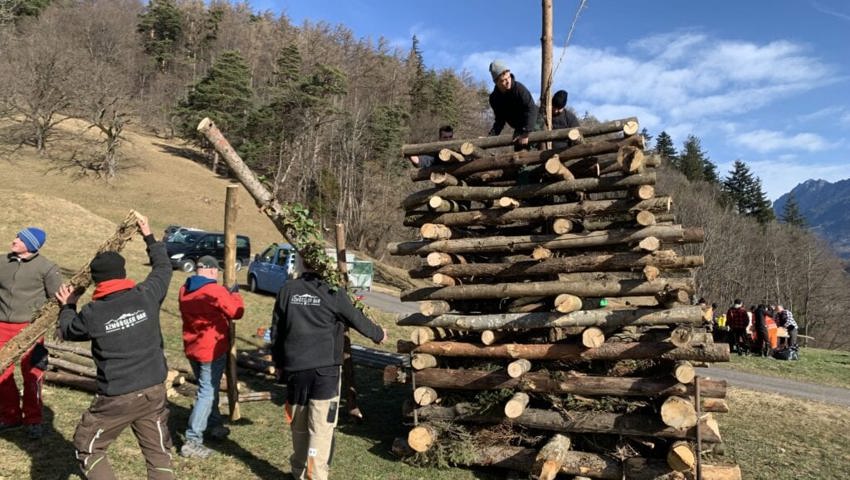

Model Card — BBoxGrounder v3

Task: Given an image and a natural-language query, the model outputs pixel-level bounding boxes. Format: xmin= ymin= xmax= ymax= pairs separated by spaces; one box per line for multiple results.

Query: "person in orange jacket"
xmin=178 ymin=256 xmax=244 ymax=459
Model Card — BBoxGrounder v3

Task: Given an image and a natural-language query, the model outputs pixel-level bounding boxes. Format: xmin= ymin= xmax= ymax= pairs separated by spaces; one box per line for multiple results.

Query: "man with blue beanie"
xmin=0 ymin=227 xmax=61 ymax=438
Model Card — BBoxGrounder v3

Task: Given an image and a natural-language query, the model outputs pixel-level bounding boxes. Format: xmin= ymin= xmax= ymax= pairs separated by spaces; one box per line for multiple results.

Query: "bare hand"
xmin=377 ymin=327 xmax=388 ymax=345
xmin=55 ymin=284 xmax=80 ymax=306
xmin=136 ymin=215 xmax=152 ymax=237
xmin=514 ymin=135 xmax=529 ymax=146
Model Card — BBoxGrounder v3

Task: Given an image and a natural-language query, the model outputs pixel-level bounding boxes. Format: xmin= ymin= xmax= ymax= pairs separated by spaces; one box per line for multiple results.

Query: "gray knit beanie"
xmin=489 ymin=60 xmax=509 ymax=82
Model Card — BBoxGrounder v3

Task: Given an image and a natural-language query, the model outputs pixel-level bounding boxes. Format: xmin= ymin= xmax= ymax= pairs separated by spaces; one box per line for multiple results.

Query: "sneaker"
xmin=180 ymin=441 xmax=213 ymax=459
xmin=208 ymin=425 xmax=230 ymax=441
xmin=27 ymin=424 xmax=44 ymax=440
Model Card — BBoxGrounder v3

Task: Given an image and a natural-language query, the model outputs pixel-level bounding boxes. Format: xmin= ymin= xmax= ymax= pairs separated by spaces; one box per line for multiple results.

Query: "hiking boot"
xmin=27 ymin=424 xmax=44 ymax=440
xmin=208 ymin=425 xmax=230 ymax=441
xmin=181 ymin=441 xmax=213 ymax=459
xmin=0 ymin=421 xmax=22 ymax=432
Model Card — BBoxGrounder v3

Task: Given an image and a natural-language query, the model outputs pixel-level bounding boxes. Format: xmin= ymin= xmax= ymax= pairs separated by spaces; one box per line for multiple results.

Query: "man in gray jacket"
xmin=0 ymin=227 xmax=61 ymax=438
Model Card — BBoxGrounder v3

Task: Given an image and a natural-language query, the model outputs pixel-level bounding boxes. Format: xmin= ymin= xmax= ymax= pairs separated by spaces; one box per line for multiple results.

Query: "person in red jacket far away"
xmin=177 ymin=255 xmax=244 ymax=459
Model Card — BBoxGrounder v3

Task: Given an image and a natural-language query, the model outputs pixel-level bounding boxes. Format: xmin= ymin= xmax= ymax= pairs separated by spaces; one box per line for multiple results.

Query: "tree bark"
xmin=412 ymin=340 xmax=730 ymax=362
xmin=404 ymin=196 xmax=671 ymax=227
xmin=408 ymin=251 xmax=704 ymax=280
xmin=389 ymin=226 xmax=703 ymax=256
xmin=401 ymin=117 xmax=638 ymax=156
xmin=389 ymin=367 xmax=727 ymax=398
xmin=409 ymin=135 xmax=644 ymax=182
xmin=400 ymin=278 xmax=695 ymax=302
xmin=402 ymin=172 xmax=656 ymax=210
xmin=397 ymin=306 xmax=704 ymax=330
xmin=44 ymin=370 xmax=97 ymax=393
xmin=414 ymin=404 xmax=722 ymax=443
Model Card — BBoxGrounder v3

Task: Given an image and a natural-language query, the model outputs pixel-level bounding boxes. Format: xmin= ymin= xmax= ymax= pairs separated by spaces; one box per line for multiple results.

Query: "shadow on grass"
xmin=0 ymin=405 xmax=80 ymax=479
xmin=168 ymin=400 xmax=287 ymax=480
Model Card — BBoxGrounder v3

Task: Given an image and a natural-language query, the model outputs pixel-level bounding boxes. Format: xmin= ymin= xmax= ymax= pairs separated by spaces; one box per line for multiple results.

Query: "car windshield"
xmin=169 ymin=231 xmax=204 ymax=244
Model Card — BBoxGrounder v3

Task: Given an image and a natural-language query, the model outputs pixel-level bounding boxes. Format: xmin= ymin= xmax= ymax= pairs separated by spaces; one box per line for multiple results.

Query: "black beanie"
xmin=90 ymin=251 xmax=127 ymax=283
xmin=552 ymin=90 xmax=568 ymax=110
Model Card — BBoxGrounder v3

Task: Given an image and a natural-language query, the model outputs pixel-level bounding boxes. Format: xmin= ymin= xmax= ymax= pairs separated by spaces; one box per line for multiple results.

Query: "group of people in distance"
xmin=702 ymin=298 xmax=799 ymax=359
xmin=2 ymin=219 xmax=385 ymax=480
xmin=408 ymin=58 xmax=580 ymax=169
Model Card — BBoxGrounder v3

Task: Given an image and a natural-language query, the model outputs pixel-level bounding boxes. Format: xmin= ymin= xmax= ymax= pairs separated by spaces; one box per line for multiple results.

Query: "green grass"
xmin=714 ymin=347 xmax=850 ymax=390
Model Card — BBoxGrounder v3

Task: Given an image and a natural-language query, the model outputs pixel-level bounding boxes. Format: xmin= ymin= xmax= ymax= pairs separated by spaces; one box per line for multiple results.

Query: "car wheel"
xmin=248 ymin=275 xmax=258 ymax=293
xmin=235 ymin=259 xmax=243 ymax=272
xmin=180 ymin=259 xmax=195 ymax=273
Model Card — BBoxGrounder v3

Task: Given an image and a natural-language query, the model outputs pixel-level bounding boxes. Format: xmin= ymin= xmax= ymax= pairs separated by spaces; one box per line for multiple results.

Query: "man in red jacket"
xmin=177 ymin=256 xmax=244 ymax=459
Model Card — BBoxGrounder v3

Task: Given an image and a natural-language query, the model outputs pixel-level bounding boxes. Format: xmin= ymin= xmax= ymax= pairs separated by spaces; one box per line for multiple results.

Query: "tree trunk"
xmin=401 ymin=117 xmax=638 ymax=156
xmin=44 ymin=371 xmax=97 ymax=393
xmin=401 ymin=172 xmax=656 ymax=210
xmin=400 ymin=278 xmax=695 ymax=302
xmin=408 ymin=251 xmax=703 ymax=280
xmin=389 ymin=366 xmax=727 ymax=398
xmin=414 ymin=404 xmax=722 ymax=443
xmin=404 ymin=196 xmax=671 ymax=227
xmin=389 ymin=225 xmax=703 ymax=256
xmin=397 ymin=306 xmax=704 ymax=330
xmin=412 ymin=340 xmax=729 ymax=362
xmin=409 ymin=135 xmax=644 ymax=182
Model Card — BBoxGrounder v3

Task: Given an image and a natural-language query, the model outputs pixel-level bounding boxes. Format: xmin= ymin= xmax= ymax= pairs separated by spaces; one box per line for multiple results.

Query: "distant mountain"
xmin=774 ymin=178 xmax=850 ymax=259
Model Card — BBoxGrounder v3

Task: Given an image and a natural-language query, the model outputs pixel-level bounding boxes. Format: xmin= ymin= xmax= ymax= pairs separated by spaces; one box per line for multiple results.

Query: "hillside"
xmin=0 ymin=120 xmax=285 ymax=250
xmin=774 ymin=178 xmax=850 ymax=259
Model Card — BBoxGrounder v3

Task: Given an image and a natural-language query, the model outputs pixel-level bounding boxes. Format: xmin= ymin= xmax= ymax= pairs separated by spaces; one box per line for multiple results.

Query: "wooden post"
xmin=336 ymin=223 xmax=362 ymax=420
xmin=695 ymin=375 xmax=704 ymax=480
xmin=541 ymin=0 xmax=553 ymax=137
xmin=223 ymin=185 xmax=241 ymax=421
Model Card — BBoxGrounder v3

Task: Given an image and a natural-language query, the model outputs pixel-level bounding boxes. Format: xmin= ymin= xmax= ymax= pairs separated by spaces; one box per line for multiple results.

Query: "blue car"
xmin=247 ymin=243 xmax=299 ymax=294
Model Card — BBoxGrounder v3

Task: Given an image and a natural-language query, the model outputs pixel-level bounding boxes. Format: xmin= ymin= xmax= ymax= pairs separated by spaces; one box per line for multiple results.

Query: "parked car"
xmin=166 ymin=231 xmax=251 ymax=272
xmin=247 ymin=243 xmax=373 ymax=294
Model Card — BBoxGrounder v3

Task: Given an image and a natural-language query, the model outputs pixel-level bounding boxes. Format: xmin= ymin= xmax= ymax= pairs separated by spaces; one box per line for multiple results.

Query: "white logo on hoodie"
xmin=104 ymin=310 xmax=148 ymax=333
xmin=291 ymin=293 xmax=321 ymax=306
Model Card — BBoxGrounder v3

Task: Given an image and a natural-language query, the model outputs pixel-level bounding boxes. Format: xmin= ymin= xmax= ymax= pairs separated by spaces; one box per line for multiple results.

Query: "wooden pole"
xmin=223 ymin=184 xmax=241 ymax=421
xmin=336 ymin=223 xmax=362 ymax=420
xmin=541 ymin=0 xmax=554 ymax=135
xmin=696 ymin=375 xmax=704 ymax=480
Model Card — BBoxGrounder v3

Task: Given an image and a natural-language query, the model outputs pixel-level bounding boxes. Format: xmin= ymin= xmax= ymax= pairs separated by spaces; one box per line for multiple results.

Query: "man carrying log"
xmin=488 ymin=60 xmax=538 ymax=151
xmin=271 ymin=264 xmax=387 ymax=480
xmin=0 ymin=227 xmax=61 ymax=438
xmin=177 ymin=255 xmax=244 ymax=459
xmin=55 ymin=215 xmax=175 ymax=480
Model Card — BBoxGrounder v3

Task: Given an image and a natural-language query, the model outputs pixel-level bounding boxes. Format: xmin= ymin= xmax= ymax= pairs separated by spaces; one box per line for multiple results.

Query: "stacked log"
xmin=387 ymin=119 xmax=739 ymax=479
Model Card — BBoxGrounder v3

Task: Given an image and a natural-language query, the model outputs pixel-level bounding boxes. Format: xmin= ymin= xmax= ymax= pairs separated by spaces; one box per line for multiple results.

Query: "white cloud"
xmin=732 ymin=129 xmax=833 ymax=153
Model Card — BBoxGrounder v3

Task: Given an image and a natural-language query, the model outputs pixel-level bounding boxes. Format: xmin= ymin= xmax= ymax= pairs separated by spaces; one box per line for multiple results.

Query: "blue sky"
xmin=255 ymin=0 xmax=849 ymax=200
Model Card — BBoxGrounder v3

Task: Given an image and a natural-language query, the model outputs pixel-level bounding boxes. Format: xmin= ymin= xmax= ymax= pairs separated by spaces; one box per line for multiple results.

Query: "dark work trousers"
xmin=73 ymin=383 xmax=174 ymax=480
xmin=284 ymin=366 xmax=341 ymax=480
xmin=729 ymin=328 xmax=748 ymax=354
xmin=755 ymin=326 xmax=770 ymax=357
xmin=787 ymin=325 xmax=798 ymax=348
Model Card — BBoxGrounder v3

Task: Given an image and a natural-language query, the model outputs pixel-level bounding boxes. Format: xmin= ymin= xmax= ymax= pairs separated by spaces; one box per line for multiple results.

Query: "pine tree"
xmin=640 ymin=128 xmax=653 ymax=146
xmin=677 ymin=135 xmax=707 ymax=181
xmin=407 ymin=35 xmax=434 ymax=116
xmin=433 ymin=71 xmax=461 ymax=128
xmin=137 ymin=0 xmax=182 ymax=70
xmin=781 ymin=193 xmax=806 ymax=227
xmin=653 ymin=131 xmax=677 ymax=167
xmin=174 ymin=50 xmax=253 ymax=142
xmin=722 ymin=160 xmax=774 ymax=223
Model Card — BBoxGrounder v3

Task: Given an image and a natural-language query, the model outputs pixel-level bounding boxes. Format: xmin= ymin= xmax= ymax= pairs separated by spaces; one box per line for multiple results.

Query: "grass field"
xmin=2 ymin=127 xmax=850 ymax=479
xmin=715 ymin=347 xmax=850 ymax=390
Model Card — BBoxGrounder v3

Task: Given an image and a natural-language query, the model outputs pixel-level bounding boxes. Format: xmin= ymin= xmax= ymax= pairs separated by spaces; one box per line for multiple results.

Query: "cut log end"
xmin=661 ymin=396 xmax=698 ymax=429
xmin=507 ymin=358 xmax=532 ymax=378
xmin=413 ymin=386 xmax=439 ymax=406
xmin=504 ymin=392 xmax=530 ymax=418
xmin=581 ymin=327 xmax=605 ymax=348
xmin=407 ymin=425 xmax=436 ymax=453
xmin=667 ymin=441 xmax=696 ymax=472
xmin=623 ymin=120 xmax=639 ymax=136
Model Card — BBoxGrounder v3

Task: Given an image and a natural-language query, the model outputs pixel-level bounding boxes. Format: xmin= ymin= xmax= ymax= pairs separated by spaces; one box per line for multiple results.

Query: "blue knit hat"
xmin=17 ymin=227 xmax=46 ymax=253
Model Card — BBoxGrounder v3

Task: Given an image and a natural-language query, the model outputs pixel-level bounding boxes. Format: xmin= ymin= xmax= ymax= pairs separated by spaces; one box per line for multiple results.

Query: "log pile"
xmin=386 ymin=119 xmax=739 ymax=479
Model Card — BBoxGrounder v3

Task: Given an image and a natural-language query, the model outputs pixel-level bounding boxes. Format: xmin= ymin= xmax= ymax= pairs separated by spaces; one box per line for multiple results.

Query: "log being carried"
xmin=387 ymin=117 xmax=739 ymax=477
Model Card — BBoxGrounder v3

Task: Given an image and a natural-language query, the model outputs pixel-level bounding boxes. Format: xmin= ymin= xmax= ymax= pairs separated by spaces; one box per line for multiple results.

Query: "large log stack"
xmin=385 ymin=119 xmax=740 ymax=479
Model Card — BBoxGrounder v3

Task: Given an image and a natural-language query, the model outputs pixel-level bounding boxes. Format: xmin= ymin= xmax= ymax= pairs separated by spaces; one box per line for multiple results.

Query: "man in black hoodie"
xmin=488 ymin=59 xmax=538 ymax=151
xmin=271 ymin=268 xmax=386 ymax=480
xmin=55 ymin=215 xmax=174 ymax=480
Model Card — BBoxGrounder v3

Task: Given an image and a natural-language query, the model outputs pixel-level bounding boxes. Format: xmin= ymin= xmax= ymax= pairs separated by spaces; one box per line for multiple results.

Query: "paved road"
xmin=697 ymin=366 xmax=850 ymax=407
xmin=361 ymin=290 xmax=419 ymax=316
xmin=362 ymin=288 xmax=850 ymax=407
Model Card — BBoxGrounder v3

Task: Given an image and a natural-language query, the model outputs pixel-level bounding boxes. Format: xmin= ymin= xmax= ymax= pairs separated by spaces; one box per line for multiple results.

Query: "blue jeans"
xmin=186 ymin=354 xmax=226 ymax=444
